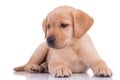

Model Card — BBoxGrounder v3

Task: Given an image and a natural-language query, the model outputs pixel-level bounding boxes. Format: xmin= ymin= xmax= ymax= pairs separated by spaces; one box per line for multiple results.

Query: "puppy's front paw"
xmin=93 ymin=65 xmax=112 ymax=77
xmin=25 ymin=64 xmax=41 ymax=73
xmin=52 ymin=65 xmax=72 ymax=78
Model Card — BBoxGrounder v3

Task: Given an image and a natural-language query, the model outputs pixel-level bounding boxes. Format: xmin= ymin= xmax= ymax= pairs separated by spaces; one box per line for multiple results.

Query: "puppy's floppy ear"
xmin=42 ymin=18 xmax=47 ymax=38
xmin=71 ymin=9 xmax=94 ymax=38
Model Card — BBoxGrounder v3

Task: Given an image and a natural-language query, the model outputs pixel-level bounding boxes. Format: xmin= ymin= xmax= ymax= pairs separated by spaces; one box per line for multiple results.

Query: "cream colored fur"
xmin=14 ymin=6 xmax=112 ymax=77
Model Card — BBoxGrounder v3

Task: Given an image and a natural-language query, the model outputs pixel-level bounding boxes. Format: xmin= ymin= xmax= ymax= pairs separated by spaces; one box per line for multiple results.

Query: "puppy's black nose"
xmin=47 ymin=36 xmax=56 ymax=45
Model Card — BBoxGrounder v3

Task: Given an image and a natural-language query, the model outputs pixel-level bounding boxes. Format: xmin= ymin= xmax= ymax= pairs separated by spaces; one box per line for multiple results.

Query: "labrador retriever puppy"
xmin=14 ymin=6 xmax=112 ymax=77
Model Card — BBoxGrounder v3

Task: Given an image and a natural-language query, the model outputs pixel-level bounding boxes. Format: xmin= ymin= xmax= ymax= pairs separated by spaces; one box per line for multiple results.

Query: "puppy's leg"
xmin=79 ymin=34 xmax=112 ymax=77
xmin=49 ymin=61 xmax=72 ymax=78
xmin=91 ymin=60 xmax=112 ymax=77
xmin=14 ymin=43 xmax=49 ymax=72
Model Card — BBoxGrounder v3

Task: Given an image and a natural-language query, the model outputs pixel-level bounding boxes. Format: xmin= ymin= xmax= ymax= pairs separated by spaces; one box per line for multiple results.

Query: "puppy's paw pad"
xmin=94 ymin=66 xmax=112 ymax=77
xmin=52 ymin=65 xmax=72 ymax=78
xmin=25 ymin=64 xmax=41 ymax=73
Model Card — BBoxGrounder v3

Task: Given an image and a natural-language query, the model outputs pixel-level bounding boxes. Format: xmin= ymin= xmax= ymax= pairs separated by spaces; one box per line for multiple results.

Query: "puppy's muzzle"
xmin=47 ymin=36 xmax=56 ymax=47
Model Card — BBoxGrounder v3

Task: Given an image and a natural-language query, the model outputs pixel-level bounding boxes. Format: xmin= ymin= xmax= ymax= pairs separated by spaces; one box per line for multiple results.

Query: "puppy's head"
xmin=42 ymin=6 xmax=94 ymax=49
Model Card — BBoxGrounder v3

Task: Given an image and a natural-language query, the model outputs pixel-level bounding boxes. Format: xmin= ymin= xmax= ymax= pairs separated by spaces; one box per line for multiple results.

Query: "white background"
xmin=0 ymin=0 xmax=120 ymax=80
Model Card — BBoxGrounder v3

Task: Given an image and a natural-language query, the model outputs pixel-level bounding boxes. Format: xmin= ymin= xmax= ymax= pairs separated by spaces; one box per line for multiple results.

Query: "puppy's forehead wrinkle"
xmin=47 ymin=12 xmax=72 ymax=25
xmin=47 ymin=6 xmax=74 ymax=20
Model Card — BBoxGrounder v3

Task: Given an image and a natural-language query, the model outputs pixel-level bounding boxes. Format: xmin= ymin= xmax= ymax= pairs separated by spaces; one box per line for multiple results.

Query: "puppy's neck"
xmin=69 ymin=34 xmax=88 ymax=50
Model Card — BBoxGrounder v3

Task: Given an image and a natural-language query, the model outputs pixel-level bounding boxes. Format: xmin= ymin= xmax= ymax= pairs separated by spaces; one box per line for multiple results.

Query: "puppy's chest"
xmin=48 ymin=48 xmax=86 ymax=72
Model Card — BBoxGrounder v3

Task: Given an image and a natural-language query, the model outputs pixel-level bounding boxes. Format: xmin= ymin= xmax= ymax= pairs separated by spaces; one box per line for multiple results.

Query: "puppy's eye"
xmin=60 ymin=23 xmax=68 ymax=28
xmin=47 ymin=24 xmax=50 ymax=29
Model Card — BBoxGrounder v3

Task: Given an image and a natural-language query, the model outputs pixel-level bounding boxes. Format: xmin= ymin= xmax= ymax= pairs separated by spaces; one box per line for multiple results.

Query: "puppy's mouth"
xmin=47 ymin=36 xmax=67 ymax=49
xmin=47 ymin=42 xmax=67 ymax=49
xmin=47 ymin=41 xmax=67 ymax=49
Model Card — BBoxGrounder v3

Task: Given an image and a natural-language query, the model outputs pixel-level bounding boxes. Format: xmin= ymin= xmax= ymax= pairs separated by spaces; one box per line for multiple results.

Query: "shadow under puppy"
xmin=14 ymin=6 xmax=112 ymax=78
